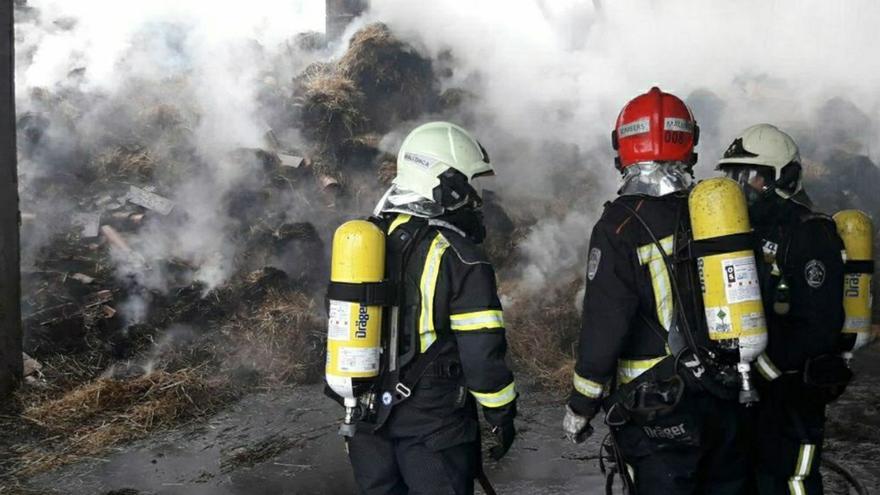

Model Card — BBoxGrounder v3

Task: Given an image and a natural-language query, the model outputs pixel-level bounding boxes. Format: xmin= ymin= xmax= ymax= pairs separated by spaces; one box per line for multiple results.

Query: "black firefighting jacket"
xmin=749 ymin=195 xmax=846 ymax=381
xmin=569 ymin=192 xmax=706 ymax=417
xmin=372 ymin=211 xmax=516 ymax=445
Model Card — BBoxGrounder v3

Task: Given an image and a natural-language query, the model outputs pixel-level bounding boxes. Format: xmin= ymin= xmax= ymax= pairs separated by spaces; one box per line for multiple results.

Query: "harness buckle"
xmin=395 ymin=383 xmax=412 ymax=399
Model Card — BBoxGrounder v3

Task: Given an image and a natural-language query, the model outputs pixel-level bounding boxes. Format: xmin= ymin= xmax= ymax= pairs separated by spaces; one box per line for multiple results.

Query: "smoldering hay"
xmin=17 ymin=0 xmax=880 ymax=304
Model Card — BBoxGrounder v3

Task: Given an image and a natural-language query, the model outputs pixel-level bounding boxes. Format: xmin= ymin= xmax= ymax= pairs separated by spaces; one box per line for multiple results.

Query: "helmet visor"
xmin=722 ymin=165 xmax=775 ymax=204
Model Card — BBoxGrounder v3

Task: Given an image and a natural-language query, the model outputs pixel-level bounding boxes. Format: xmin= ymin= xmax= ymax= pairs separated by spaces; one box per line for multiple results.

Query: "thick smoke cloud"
xmin=15 ymin=0 xmax=880 ymax=310
xmin=363 ymin=0 xmax=880 ymax=293
xmin=15 ymin=0 xmax=326 ymax=304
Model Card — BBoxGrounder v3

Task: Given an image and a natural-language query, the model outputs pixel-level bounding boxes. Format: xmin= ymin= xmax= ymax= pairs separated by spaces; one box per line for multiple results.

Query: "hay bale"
xmin=338 ymin=23 xmax=438 ymax=132
xmin=504 ymin=276 xmax=582 ymax=394
xmin=299 ymin=72 xmax=367 ymax=145
xmin=222 ymin=290 xmax=324 ymax=384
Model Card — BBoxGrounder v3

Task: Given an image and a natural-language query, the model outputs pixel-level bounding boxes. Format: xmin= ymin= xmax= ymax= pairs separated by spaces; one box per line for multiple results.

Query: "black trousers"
xmin=611 ymin=392 xmax=751 ymax=495
xmin=751 ymin=393 xmax=826 ymax=495
xmin=348 ymin=429 xmax=478 ymax=495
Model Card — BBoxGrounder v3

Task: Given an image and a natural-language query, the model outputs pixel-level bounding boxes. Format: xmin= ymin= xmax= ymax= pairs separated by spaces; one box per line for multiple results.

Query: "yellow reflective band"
xmin=388 ymin=214 xmax=412 ymax=234
xmin=787 ymin=479 xmax=806 ymax=495
xmin=638 ymin=236 xmax=675 ymax=331
xmin=418 ymin=233 xmax=450 ymax=352
xmin=637 ymin=235 xmax=675 ymax=264
xmin=573 ymin=372 xmax=604 ymax=399
xmin=618 ymin=356 xmax=667 ymax=385
xmin=450 ymin=310 xmax=504 ymax=331
xmin=470 ymin=381 xmax=516 ymax=408
xmin=756 ymin=352 xmax=782 ymax=381
xmin=795 ymin=444 xmax=815 ymax=478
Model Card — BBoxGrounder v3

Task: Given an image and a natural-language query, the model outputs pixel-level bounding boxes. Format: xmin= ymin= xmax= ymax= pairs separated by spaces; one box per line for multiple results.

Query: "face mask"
xmin=723 ymin=166 xmax=775 ymax=205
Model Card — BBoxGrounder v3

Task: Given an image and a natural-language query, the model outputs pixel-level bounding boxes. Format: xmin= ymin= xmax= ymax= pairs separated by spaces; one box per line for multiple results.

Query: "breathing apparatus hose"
xmin=606 ymin=201 xmax=701 ymax=359
xmin=822 ymin=456 xmax=869 ymax=495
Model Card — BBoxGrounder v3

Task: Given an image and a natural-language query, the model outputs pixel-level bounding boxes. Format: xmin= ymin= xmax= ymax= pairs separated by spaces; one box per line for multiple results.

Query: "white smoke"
xmin=15 ymin=0 xmax=880 ymax=306
xmin=15 ymin=0 xmax=326 ymax=299
xmin=362 ymin=0 xmax=880 ymax=294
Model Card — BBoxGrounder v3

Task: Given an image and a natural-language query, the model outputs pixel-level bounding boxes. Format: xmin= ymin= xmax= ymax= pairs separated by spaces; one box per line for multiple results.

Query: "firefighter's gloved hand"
xmin=489 ymin=421 xmax=516 ymax=460
xmin=563 ymin=404 xmax=594 ymax=444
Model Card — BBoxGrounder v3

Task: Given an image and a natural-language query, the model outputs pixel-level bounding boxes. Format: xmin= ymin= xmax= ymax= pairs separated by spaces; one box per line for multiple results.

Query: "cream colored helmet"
xmin=717 ymin=123 xmax=803 ymax=200
xmin=393 ymin=121 xmax=493 ymax=210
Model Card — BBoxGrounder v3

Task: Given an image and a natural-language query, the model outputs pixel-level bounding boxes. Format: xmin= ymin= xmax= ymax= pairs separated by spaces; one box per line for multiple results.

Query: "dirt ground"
xmin=7 ymin=346 xmax=877 ymax=495
xmin=19 ymin=381 xmax=606 ymax=495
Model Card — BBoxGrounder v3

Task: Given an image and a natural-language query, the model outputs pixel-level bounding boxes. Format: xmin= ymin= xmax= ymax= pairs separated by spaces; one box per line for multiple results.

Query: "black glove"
xmin=489 ymin=421 xmax=516 ymax=460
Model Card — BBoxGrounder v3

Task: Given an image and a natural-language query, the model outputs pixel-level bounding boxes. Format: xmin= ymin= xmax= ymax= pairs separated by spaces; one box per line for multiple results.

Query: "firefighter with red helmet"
xmin=563 ymin=87 xmax=751 ymax=494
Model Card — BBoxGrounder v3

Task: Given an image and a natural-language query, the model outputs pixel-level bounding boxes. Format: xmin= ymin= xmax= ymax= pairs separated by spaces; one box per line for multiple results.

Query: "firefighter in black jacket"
xmin=342 ymin=121 xmax=517 ymax=495
xmin=718 ymin=124 xmax=849 ymax=495
xmin=563 ymin=87 xmax=751 ymax=494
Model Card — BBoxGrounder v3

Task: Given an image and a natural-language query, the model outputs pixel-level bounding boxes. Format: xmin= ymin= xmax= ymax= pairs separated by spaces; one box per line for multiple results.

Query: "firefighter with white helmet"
xmin=563 ymin=87 xmax=754 ymax=494
xmin=718 ymin=123 xmax=850 ymax=495
xmin=328 ymin=121 xmax=516 ymax=494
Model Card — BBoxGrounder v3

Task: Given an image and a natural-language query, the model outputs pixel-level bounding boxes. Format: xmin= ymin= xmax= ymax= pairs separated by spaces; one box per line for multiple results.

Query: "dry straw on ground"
xmin=9 ymin=368 xmax=233 ymax=478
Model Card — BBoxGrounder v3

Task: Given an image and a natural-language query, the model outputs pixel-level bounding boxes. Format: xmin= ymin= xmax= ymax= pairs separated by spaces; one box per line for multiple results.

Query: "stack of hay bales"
xmin=295 ymin=23 xmax=441 ymax=189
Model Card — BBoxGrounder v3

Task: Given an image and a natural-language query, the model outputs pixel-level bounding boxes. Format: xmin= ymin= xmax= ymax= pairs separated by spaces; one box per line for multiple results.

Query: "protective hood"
xmin=373 ymin=185 xmax=486 ymax=243
xmin=373 ymin=184 xmax=445 ymax=218
xmin=618 ymin=162 xmax=694 ymax=197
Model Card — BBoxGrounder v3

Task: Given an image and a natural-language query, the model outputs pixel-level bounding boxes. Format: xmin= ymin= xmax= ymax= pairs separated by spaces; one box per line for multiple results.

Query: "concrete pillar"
xmin=0 ymin=0 xmax=22 ymax=398
xmin=325 ymin=0 xmax=368 ymax=42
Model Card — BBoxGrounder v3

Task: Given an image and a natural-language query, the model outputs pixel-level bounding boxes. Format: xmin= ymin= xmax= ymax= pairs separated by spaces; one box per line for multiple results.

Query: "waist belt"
xmin=604 ymin=355 xmax=680 ymax=425
xmin=417 ymin=360 xmax=463 ymax=380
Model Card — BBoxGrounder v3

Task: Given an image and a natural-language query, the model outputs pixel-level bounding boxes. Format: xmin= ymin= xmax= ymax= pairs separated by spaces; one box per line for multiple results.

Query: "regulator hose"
xmin=822 ymin=455 xmax=869 ymax=495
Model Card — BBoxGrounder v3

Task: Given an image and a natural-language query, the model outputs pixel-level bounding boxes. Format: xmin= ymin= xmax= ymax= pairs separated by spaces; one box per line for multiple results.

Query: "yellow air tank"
xmin=326 ymin=220 xmax=385 ymax=435
xmin=834 ymin=210 xmax=874 ymax=355
xmin=690 ymin=178 xmax=768 ymax=404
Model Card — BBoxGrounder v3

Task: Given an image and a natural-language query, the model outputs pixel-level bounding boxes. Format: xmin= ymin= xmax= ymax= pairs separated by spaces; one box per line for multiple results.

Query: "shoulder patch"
xmin=804 ymin=259 xmax=826 ymax=288
xmin=587 ymin=247 xmax=602 ymax=281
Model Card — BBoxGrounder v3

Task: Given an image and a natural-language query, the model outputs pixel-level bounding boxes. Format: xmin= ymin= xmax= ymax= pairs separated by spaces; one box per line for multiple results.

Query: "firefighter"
xmin=562 ymin=87 xmax=751 ymax=494
xmin=717 ymin=123 xmax=850 ymax=495
xmin=339 ymin=121 xmax=517 ymax=495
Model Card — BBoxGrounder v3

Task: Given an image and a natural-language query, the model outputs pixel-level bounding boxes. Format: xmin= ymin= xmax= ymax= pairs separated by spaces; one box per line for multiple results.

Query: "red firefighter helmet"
xmin=612 ymin=87 xmax=699 ymax=170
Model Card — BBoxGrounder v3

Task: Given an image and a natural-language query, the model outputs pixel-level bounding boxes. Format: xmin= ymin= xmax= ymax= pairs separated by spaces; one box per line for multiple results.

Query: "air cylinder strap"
xmin=326 ymin=280 xmax=395 ymax=306
xmin=691 ymin=232 xmax=754 ymax=258
xmin=844 ymin=260 xmax=874 ymax=274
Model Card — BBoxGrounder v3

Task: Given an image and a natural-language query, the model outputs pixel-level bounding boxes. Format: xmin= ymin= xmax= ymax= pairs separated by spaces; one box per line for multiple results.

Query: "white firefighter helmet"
xmin=393 ymin=121 xmax=493 ymax=210
xmin=717 ymin=123 xmax=803 ymax=200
